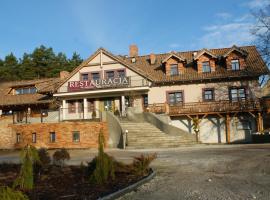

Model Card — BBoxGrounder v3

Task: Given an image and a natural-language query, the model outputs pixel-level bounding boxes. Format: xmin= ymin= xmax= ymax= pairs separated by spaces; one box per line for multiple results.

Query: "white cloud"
xmin=244 ymin=0 xmax=270 ymax=9
xmin=198 ymin=21 xmax=255 ymax=48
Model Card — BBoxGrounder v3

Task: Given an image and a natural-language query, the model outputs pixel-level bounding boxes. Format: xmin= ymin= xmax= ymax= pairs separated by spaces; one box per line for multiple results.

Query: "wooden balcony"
xmin=145 ymin=99 xmax=261 ymax=116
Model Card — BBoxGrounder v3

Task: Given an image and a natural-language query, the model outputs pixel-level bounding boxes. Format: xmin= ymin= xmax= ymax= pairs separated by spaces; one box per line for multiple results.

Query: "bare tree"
xmin=251 ymin=4 xmax=270 ymax=85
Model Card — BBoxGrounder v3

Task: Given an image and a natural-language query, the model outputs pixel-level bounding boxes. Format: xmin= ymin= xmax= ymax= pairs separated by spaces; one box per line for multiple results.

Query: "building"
xmin=262 ymin=79 xmax=270 ymax=129
xmin=0 ymin=45 xmax=269 ymax=149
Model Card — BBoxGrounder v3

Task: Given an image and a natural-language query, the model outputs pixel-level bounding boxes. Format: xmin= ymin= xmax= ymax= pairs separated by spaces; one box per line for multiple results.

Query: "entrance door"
xmin=103 ymin=99 xmax=114 ymax=111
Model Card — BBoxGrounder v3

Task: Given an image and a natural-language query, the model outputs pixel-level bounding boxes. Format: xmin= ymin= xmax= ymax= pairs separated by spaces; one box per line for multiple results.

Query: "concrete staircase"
xmin=120 ymin=121 xmax=197 ymax=149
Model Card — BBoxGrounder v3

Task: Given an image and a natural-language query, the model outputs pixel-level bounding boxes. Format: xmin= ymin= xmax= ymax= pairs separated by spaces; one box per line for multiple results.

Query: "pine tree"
xmin=91 ymin=128 xmax=115 ymax=184
xmin=13 ymin=145 xmax=40 ymax=191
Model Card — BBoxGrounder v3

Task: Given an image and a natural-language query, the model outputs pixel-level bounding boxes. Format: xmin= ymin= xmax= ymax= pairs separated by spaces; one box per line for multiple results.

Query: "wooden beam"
xmin=226 ymin=113 xmax=231 ymax=144
xmin=216 ymin=113 xmax=223 ymax=118
xmin=248 ymin=112 xmax=256 ymax=118
xmin=257 ymin=112 xmax=263 ymax=133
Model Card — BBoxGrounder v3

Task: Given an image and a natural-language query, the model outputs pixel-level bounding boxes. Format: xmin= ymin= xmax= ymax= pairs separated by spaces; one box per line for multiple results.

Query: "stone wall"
xmin=9 ymin=121 xmax=108 ymax=149
xmin=0 ymin=116 xmax=15 ymax=149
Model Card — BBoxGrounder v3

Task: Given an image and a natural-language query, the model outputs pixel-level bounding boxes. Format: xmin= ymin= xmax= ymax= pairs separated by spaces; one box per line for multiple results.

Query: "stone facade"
xmin=0 ymin=116 xmax=15 ymax=149
xmin=9 ymin=121 xmax=108 ymax=149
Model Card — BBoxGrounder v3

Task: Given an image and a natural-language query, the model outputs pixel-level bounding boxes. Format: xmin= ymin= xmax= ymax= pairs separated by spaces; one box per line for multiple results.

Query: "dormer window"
xmin=170 ymin=64 xmax=179 ymax=76
xmin=202 ymin=61 xmax=211 ymax=73
xmin=231 ymin=59 xmax=240 ymax=71
xmin=15 ymin=87 xmax=37 ymax=95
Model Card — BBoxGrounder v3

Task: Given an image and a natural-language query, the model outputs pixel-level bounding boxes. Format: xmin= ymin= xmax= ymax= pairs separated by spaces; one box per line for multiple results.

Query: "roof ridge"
xmin=123 ymin=45 xmax=257 ymax=59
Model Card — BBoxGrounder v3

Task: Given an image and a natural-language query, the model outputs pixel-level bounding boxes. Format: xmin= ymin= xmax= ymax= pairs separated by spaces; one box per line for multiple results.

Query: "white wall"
xmin=171 ymin=113 xmax=256 ymax=143
xmin=148 ymin=80 xmax=260 ymax=104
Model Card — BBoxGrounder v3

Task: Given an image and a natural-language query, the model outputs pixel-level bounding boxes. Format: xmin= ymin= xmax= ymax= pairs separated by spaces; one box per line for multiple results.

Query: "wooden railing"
xmin=145 ymin=100 xmax=261 ymax=115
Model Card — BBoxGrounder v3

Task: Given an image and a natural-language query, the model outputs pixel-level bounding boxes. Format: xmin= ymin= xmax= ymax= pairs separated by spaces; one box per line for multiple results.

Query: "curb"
xmin=98 ymin=169 xmax=156 ymax=200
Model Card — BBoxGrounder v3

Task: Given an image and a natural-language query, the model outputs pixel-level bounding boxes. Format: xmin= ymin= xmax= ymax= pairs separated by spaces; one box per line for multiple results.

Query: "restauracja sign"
xmin=68 ymin=77 xmax=130 ymax=91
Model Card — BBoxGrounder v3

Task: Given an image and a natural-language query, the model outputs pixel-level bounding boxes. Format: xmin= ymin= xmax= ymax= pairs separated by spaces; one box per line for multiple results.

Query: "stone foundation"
xmin=9 ymin=121 xmax=108 ymax=149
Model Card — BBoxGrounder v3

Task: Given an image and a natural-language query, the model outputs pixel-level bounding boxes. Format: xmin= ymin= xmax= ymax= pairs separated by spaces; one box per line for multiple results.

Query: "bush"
xmin=34 ymin=148 xmax=51 ymax=177
xmin=13 ymin=145 xmax=40 ymax=191
xmin=38 ymin=148 xmax=51 ymax=167
xmin=132 ymin=153 xmax=157 ymax=176
xmin=90 ymin=128 xmax=115 ymax=184
xmin=52 ymin=148 xmax=70 ymax=166
xmin=0 ymin=186 xmax=29 ymax=200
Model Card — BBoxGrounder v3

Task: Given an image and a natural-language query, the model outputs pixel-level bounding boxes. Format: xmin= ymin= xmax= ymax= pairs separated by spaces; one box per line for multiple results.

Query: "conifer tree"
xmin=13 ymin=144 xmax=40 ymax=191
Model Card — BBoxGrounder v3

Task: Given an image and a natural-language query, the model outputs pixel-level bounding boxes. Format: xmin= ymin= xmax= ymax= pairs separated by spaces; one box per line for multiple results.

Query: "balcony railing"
xmin=145 ymin=99 xmax=261 ymax=115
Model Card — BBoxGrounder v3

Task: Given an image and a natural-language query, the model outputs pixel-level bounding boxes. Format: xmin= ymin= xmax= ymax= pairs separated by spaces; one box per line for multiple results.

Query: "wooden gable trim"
xmin=223 ymin=45 xmax=248 ymax=58
xmin=162 ymin=53 xmax=186 ymax=63
xmin=194 ymin=48 xmax=217 ymax=60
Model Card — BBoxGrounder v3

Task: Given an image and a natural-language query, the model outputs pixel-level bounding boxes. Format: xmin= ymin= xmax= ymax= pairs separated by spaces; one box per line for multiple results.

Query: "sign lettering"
xmin=68 ymin=77 xmax=130 ymax=91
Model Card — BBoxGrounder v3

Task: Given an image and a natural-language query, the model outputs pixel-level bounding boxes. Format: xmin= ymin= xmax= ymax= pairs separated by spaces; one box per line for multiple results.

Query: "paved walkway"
xmin=1 ymin=144 xmax=270 ymax=199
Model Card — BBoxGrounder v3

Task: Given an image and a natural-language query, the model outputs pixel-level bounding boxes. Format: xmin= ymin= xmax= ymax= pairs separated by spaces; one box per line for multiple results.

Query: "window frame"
xmin=166 ymin=90 xmax=184 ymax=105
xmin=105 ymin=70 xmax=115 ymax=79
xmin=170 ymin=64 xmax=179 ymax=76
xmin=32 ymin=132 xmax=37 ymax=143
xmin=15 ymin=87 xmax=37 ymax=95
xmin=229 ymin=87 xmax=247 ymax=102
xmin=231 ymin=59 xmax=240 ymax=71
xmin=202 ymin=88 xmax=215 ymax=101
xmin=90 ymin=71 xmax=101 ymax=81
xmin=81 ymin=73 xmax=89 ymax=81
xmin=202 ymin=61 xmax=211 ymax=73
xmin=87 ymin=99 xmax=95 ymax=112
xmin=16 ymin=133 xmax=21 ymax=143
xmin=72 ymin=131 xmax=80 ymax=143
xmin=117 ymin=69 xmax=126 ymax=78
xmin=49 ymin=132 xmax=56 ymax=143
xmin=67 ymin=100 xmax=76 ymax=113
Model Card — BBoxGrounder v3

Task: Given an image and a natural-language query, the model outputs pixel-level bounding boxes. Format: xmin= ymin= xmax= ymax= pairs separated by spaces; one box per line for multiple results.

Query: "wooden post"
xmin=258 ymin=112 xmax=263 ymax=133
xmin=226 ymin=113 xmax=231 ymax=144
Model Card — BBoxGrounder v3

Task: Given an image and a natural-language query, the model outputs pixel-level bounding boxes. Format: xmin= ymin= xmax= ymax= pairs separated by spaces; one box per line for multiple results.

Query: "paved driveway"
xmin=1 ymin=144 xmax=270 ymax=200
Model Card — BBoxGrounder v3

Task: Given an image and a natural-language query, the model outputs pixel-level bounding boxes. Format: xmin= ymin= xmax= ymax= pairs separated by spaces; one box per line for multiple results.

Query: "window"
xmin=202 ymin=61 xmax=211 ymax=73
xmin=50 ymin=132 xmax=56 ymax=143
xmin=72 ymin=131 xmax=80 ymax=142
xmin=170 ymin=64 xmax=179 ymax=76
xmin=91 ymin=72 xmax=100 ymax=81
xmin=142 ymin=94 xmax=148 ymax=107
xmin=15 ymin=87 xmax=37 ymax=95
xmin=237 ymin=120 xmax=251 ymax=130
xmin=77 ymin=100 xmax=83 ymax=113
xmin=168 ymin=91 xmax=183 ymax=105
xmin=229 ymin=88 xmax=246 ymax=102
xmin=231 ymin=59 xmax=240 ymax=71
xmin=16 ymin=133 xmax=21 ymax=143
xmin=32 ymin=133 xmax=36 ymax=143
xmin=117 ymin=69 xmax=125 ymax=77
xmin=106 ymin=71 xmax=115 ymax=79
xmin=68 ymin=100 xmax=76 ymax=113
xmin=203 ymin=89 xmax=214 ymax=101
xmin=81 ymin=73 xmax=89 ymax=81
xmin=88 ymin=99 xmax=95 ymax=112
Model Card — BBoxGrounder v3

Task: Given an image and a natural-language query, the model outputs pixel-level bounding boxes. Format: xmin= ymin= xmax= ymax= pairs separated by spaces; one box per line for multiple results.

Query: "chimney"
xmin=150 ymin=53 xmax=156 ymax=65
xmin=60 ymin=71 xmax=70 ymax=80
xmin=129 ymin=44 xmax=138 ymax=57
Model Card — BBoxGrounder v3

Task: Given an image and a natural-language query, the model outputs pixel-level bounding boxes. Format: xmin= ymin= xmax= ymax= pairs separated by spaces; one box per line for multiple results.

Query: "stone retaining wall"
xmin=9 ymin=121 xmax=108 ymax=149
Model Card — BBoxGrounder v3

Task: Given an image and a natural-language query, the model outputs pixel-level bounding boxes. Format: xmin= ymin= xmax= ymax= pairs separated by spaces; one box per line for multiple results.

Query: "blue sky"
xmin=0 ymin=0 xmax=269 ymax=59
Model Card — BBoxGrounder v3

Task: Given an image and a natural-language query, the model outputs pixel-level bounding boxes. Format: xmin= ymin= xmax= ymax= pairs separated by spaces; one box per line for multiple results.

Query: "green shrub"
xmin=52 ymin=148 xmax=70 ymax=166
xmin=13 ymin=145 xmax=40 ymax=191
xmin=0 ymin=186 xmax=29 ymax=200
xmin=90 ymin=128 xmax=115 ymax=184
xmin=132 ymin=153 xmax=157 ymax=176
